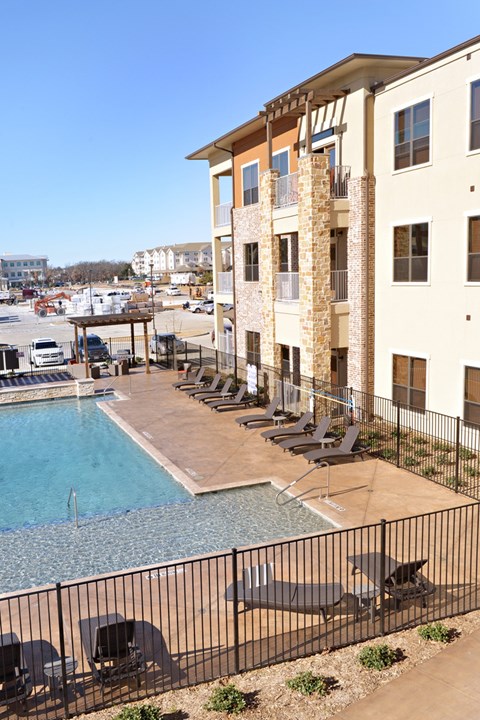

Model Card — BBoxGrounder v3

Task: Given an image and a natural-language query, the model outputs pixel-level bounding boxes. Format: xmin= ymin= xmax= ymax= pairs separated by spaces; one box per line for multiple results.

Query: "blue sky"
xmin=1 ymin=0 xmax=479 ymax=267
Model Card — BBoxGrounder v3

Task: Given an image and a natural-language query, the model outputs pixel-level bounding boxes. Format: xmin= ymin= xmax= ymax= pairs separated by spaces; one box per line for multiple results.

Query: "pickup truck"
xmin=30 ymin=337 xmax=65 ymax=367
xmin=149 ymin=333 xmax=185 ymax=355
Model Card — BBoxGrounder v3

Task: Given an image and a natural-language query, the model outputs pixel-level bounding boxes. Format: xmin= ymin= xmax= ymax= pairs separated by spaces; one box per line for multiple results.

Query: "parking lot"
xmin=0 ymin=293 xmax=215 ymax=348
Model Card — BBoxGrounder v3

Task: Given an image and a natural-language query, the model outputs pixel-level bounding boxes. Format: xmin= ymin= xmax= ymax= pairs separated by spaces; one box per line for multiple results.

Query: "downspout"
xmin=213 ymin=142 xmax=237 ymax=382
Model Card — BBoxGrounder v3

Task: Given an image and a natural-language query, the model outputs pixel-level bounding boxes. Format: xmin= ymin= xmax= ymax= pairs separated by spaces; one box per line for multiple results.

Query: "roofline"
xmin=373 ymin=34 xmax=480 ymax=90
xmin=186 ymin=53 xmax=425 ymax=160
xmin=264 ymin=52 xmax=425 ymax=105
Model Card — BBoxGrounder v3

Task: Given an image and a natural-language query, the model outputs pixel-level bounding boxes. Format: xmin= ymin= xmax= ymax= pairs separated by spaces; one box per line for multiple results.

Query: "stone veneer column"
xmin=347 ymin=175 xmax=375 ymax=394
xmin=259 ymin=168 xmax=281 ymax=368
xmin=298 ymin=154 xmax=331 ymax=381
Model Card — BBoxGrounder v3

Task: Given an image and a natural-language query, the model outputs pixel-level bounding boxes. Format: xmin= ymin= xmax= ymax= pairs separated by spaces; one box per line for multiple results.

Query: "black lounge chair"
xmin=208 ymin=384 xmax=256 ymax=412
xmin=348 ymin=553 xmax=436 ymax=609
xmin=0 ymin=633 xmax=32 ymax=710
xmin=198 ymin=377 xmax=234 ymax=403
xmin=261 ymin=410 xmax=314 ymax=442
xmin=184 ymin=373 xmax=221 ymax=398
xmin=303 ymin=425 xmax=369 ymax=464
xmin=79 ymin=614 xmax=145 ymax=688
xmin=278 ymin=415 xmax=333 ymax=453
xmin=235 ymin=396 xmax=281 ymax=428
xmin=172 ymin=366 xmax=205 ymax=390
xmin=225 ymin=564 xmax=344 ymax=623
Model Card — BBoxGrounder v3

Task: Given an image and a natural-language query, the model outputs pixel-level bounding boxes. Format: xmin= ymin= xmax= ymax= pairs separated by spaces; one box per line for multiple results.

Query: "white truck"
xmin=0 ymin=290 xmax=16 ymax=305
xmin=30 ymin=338 xmax=65 ymax=368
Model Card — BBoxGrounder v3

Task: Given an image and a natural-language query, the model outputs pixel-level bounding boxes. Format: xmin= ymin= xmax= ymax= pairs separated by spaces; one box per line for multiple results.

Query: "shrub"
xmin=116 ymin=704 xmax=163 ymax=720
xmin=412 ymin=436 xmax=429 ymax=445
xmin=418 ymin=622 xmax=451 ymax=643
xmin=358 ymin=644 xmax=397 ymax=670
xmin=433 ymin=441 xmax=452 ymax=452
xmin=286 ymin=670 xmax=330 ymax=697
xmin=404 ymin=455 xmax=418 ymax=467
xmin=414 ymin=447 xmax=430 ymax=458
xmin=421 ymin=465 xmax=437 ymax=478
xmin=205 ymin=684 xmax=246 ymax=715
xmin=463 ymin=464 xmax=480 ymax=478
xmin=437 ymin=453 xmax=453 ymax=466
xmin=380 ymin=448 xmax=397 ymax=461
xmin=459 ymin=448 xmax=475 ymax=461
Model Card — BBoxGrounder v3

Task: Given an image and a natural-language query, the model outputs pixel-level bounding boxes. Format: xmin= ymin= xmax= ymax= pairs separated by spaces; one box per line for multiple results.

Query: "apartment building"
xmin=0 ymin=254 xmax=48 ymax=286
xmin=373 ymin=35 xmax=480 ymax=421
xmin=131 ymin=243 xmax=212 ymax=278
xmin=187 ymin=53 xmax=424 ymax=395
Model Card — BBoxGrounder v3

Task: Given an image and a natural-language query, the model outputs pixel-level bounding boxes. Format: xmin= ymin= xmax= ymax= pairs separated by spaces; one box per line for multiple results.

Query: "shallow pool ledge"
xmin=0 ymin=378 xmax=95 ymax=404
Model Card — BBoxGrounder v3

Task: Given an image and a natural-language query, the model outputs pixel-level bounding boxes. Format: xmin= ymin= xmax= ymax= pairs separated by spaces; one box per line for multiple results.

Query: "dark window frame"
xmin=470 ymin=80 xmax=480 ymax=152
xmin=246 ymin=330 xmax=261 ymax=367
xmin=244 ymin=242 xmax=259 ymax=282
xmin=467 ymin=216 xmax=480 ymax=282
xmin=465 ymin=365 xmax=480 ymax=426
xmin=393 ymin=222 xmax=429 ymax=282
xmin=242 ymin=162 xmax=259 ymax=206
xmin=392 ymin=353 xmax=426 ymax=411
xmin=394 ymin=99 xmax=430 ymax=171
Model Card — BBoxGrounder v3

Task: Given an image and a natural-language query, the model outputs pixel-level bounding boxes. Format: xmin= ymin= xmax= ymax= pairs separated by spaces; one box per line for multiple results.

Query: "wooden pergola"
xmin=68 ymin=312 xmax=153 ymax=378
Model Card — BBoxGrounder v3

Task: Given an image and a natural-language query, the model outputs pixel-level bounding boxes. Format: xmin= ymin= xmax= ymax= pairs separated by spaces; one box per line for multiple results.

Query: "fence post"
xmin=199 ymin=344 xmax=202 ymax=367
xmin=312 ymin=376 xmax=316 ymax=424
xmin=56 ymin=582 xmax=71 ymax=718
xmin=396 ymin=401 xmax=401 ymax=468
xmin=281 ymin=373 xmax=286 ymax=414
xmin=349 ymin=387 xmax=354 ymax=425
xmin=379 ymin=519 xmax=386 ymax=636
xmin=215 ymin=348 xmax=219 ymax=374
xmin=455 ymin=416 xmax=461 ymax=493
xmin=231 ymin=548 xmax=240 ymax=675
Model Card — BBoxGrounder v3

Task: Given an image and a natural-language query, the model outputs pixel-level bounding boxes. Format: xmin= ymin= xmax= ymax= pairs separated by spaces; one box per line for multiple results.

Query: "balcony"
xmin=214 ymin=201 xmax=233 ymax=227
xmin=275 ymin=172 xmax=298 ymax=208
xmin=276 ymin=272 xmax=299 ymax=301
xmin=331 ymin=270 xmax=348 ymax=301
xmin=330 ymin=166 xmax=350 ymax=199
xmin=217 ymin=272 xmax=233 ymax=294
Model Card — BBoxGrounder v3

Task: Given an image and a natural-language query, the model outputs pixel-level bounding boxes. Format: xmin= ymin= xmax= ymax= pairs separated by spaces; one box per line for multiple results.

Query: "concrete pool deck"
xmin=97 ymin=365 xmax=473 ymax=529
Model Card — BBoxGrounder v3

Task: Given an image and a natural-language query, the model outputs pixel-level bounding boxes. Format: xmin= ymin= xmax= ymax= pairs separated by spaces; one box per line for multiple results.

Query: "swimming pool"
xmin=0 ymin=398 xmax=334 ymax=593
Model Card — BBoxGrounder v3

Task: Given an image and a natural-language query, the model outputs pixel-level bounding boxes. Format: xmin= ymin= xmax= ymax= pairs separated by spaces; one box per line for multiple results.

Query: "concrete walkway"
xmin=335 ymin=626 xmax=480 ymax=719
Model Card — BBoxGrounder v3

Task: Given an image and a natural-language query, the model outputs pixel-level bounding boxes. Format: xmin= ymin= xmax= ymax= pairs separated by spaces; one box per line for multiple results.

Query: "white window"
xmin=394 ymin=100 xmax=430 ymax=170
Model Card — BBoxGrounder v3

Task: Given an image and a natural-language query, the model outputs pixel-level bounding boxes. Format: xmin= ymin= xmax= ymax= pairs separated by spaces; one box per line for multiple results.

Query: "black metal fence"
xmin=1 ymin=502 xmax=479 ymax=719
xmin=176 ymin=342 xmax=480 ymax=502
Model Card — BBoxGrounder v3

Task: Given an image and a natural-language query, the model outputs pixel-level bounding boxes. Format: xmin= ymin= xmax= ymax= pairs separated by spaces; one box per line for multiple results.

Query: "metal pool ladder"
xmin=275 ymin=461 xmax=330 ymax=506
xmin=67 ymin=487 xmax=79 ymax=528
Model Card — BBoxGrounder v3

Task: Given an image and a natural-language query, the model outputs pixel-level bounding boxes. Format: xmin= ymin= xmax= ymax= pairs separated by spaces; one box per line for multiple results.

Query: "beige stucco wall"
xmin=374 ymin=40 xmax=480 ymax=417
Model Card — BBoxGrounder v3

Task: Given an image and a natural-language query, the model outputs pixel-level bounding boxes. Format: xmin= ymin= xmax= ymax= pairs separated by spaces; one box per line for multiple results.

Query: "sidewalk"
xmin=335 ymin=626 xmax=480 ymax=719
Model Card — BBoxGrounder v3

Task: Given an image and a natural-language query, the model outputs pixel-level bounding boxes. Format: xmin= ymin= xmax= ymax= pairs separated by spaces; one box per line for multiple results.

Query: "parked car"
xmin=206 ymin=290 xmax=214 ymax=301
xmin=149 ymin=333 xmax=185 ymax=355
xmin=76 ymin=334 xmax=111 ymax=362
xmin=30 ymin=337 xmax=64 ymax=367
xmin=222 ymin=303 xmax=234 ymax=312
xmin=190 ymin=300 xmax=214 ymax=314
xmin=165 ymin=286 xmax=182 ymax=296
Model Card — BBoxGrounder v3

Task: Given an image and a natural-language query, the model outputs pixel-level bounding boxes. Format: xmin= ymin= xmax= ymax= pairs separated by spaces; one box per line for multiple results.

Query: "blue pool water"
xmin=0 ymin=398 xmax=190 ymax=530
xmin=0 ymin=398 xmax=334 ymax=593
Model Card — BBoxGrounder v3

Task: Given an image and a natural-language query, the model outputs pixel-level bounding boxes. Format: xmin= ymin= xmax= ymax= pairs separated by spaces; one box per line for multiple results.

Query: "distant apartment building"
xmin=0 ymin=254 xmax=48 ymax=286
xmin=187 ymin=34 xmax=480 ymax=421
xmin=131 ymin=243 xmax=213 ymax=278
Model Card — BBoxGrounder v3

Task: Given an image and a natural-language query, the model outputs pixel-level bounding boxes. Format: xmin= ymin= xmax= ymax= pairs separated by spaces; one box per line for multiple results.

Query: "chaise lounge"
xmin=172 ymin=366 xmax=206 ymax=390
xmin=198 ymin=377 xmax=234 ymax=403
xmin=184 ymin=373 xmax=221 ymax=398
xmin=302 ymin=425 xmax=370 ymax=464
xmin=208 ymin=384 xmax=256 ymax=412
xmin=278 ymin=416 xmax=333 ymax=454
xmin=79 ymin=614 xmax=145 ymax=688
xmin=235 ymin=396 xmax=281 ymax=428
xmin=261 ymin=410 xmax=314 ymax=442
xmin=0 ymin=633 xmax=32 ymax=710
xmin=225 ymin=564 xmax=344 ymax=622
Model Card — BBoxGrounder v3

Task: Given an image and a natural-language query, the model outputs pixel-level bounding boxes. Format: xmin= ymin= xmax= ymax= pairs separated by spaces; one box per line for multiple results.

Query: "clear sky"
xmin=1 ymin=0 xmax=479 ymax=267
